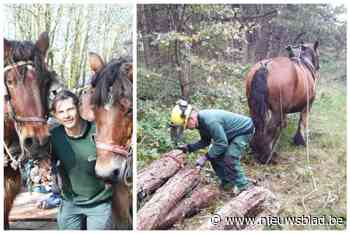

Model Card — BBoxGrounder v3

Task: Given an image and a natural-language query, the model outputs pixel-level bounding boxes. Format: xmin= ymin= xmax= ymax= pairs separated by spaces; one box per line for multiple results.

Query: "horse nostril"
xmin=41 ymin=136 xmax=50 ymax=146
xmin=113 ymin=169 xmax=120 ymax=177
xmin=24 ymin=137 xmax=34 ymax=148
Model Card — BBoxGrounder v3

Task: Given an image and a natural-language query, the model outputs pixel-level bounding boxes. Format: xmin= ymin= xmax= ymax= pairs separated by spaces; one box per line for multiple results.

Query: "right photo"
xmin=136 ymin=4 xmax=347 ymax=231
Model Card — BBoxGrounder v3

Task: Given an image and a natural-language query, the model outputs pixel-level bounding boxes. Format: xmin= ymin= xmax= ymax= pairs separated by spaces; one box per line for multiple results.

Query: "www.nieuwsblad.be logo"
xmin=211 ymin=214 xmax=345 ymax=226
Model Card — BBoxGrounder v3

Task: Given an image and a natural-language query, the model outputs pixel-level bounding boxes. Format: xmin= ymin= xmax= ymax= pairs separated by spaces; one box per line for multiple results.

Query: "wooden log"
xmin=137 ymin=150 xmax=186 ymax=201
xmin=199 ymin=186 xmax=279 ymax=230
xmin=137 ymin=167 xmax=201 ymax=230
xmin=158 ymin=185 xmax=220 ymax=229
xmin=9 ymin=192 xmax=57 ymax=222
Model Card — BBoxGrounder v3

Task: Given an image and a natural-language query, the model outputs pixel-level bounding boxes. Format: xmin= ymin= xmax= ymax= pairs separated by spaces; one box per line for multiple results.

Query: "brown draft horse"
xmin=245 ymin=41 xmax=320 ymax=164
xmin=4 ymin=32 xmax=56 ymax=229
xmin=79 ymin=52 xmax=133 ymax=229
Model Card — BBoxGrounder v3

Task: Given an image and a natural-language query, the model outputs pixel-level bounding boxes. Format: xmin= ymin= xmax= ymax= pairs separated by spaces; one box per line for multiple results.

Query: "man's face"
xmin=186 ymin=116 xmax=197 ymax=129
xmin=53 ymin=97 xmax=80 ymax=130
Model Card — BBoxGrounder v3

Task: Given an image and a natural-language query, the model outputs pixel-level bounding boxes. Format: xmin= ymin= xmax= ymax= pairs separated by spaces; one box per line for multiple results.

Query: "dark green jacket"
xmin=187 ymin=110 xmax=254 ymax=159
xmin=50 ymin=121 xmax=112 ymax=205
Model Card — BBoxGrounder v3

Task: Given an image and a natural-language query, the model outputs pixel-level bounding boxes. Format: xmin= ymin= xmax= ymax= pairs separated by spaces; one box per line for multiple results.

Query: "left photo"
xmin=3 ymin=4 xmax=133 ymax=230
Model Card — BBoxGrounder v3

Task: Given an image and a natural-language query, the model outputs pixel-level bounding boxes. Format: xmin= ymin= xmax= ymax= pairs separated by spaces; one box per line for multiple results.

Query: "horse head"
xmin=286 ymin=41 xmax=320 ymax=72
xmin=301 ymin=41 xmax=320 ymax=71
xmin=87 ymin=52 xmax=133 ymax=184
xmin=4 ymin=32 xmax=54 ymax=162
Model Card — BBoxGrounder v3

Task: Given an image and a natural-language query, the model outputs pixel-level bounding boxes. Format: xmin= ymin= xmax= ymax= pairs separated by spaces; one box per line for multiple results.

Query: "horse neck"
xmin=300 ymin=56 xmax=316 ymax=80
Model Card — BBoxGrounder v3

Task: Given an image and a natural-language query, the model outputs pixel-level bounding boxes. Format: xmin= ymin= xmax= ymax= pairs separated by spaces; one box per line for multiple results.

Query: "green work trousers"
xmin=57 ymin=199 xmax=113 ymax=230
xmin=209 ymin=133 xmax=252 ymax=190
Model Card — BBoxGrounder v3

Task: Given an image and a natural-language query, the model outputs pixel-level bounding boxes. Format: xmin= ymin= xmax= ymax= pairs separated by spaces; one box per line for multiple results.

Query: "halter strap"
xmin=95 ymin=141 xmax=130 ymax=158
xmin=4 ymin=61 xmax=35 ymax=73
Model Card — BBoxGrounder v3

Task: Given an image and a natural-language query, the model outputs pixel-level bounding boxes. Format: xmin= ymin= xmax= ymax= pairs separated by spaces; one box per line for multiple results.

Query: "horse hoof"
xmin=293 ymin=133 xmax=306 ymax=146
xmin=255 ymin=155 xmax=270 ymax=164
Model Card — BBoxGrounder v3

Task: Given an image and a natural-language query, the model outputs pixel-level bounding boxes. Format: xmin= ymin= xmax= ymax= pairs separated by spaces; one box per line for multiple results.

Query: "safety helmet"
xmin=170 ymin=99 xmax=192 ymax=128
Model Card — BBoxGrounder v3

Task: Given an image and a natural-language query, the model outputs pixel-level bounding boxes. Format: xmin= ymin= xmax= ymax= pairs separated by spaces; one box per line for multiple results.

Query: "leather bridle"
xmin=4 ymin=60 xmax=48 ymax=124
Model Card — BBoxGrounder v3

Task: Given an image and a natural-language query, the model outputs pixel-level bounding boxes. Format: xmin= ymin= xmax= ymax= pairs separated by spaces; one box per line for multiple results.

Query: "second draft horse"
xmin=245 ymin=41 xmax=320 ymax=164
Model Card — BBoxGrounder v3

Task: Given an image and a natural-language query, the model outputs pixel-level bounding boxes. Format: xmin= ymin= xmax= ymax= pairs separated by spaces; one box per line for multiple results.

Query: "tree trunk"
xmin=254 ymin=23 xmax=272 ymax=61
xmin=158 ymin=185 xmax=220 ymax=229
xmin=137 ymin=167 xmax=201 ymax=230
xmin=199 ymin=186 xmax=280 ymax=230
xmin=137 ymin=150 xmax=186 ymax=202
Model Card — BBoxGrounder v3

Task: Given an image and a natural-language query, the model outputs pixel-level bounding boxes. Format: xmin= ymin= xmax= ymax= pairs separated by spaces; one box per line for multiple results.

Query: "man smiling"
xmin=50 ymin=90 xmax=112 ymax=230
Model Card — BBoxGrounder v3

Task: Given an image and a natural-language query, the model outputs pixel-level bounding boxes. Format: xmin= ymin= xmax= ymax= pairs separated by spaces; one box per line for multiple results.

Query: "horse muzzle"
xmin=22 ymin=135 xmax=51 ymax=160
xmin=95 ymin=155 xmax=132 ymax=186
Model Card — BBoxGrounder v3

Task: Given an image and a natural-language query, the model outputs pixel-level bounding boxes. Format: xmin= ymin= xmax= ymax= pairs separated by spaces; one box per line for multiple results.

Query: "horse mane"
xmin=5 ymin=40 xmax=47 ymax=74
xmin=91 ymin=57 xmax=132 ymax=107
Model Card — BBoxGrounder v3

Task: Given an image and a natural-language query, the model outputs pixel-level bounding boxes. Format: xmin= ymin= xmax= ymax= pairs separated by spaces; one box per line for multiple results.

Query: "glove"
xmin=177 ymin=144 xmax=189 ymax=153
xmin=196 ymin=155 xmax=208 ymax=168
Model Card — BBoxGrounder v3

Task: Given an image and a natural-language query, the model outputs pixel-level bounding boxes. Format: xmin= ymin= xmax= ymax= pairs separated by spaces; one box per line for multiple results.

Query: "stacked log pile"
xmin=137 ymin=150 xmax=280 ymax=230
xmin=137 ymin=150 xmax=186 ymax=201
xmin=199 ymin=186 xmax=280 ymax=230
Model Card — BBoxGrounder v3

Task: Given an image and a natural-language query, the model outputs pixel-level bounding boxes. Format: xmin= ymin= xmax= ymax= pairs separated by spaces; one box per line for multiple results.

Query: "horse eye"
xmin=6 ymin=78 xmax=14 ymax=86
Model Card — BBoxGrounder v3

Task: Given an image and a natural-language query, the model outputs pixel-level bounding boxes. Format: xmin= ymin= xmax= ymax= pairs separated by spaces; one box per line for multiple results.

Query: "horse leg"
xmin=263 ymin=112 xmax=285 ymax=163
xmin=112 ymin=184 xmax=132 ymax=230
xmin=4 ymin=166 xmax=22 ymax=230
xmin=269 ymin=113 xmax=287 ymax=149
xmin=293 ymin=107 xmax=309 ymax=146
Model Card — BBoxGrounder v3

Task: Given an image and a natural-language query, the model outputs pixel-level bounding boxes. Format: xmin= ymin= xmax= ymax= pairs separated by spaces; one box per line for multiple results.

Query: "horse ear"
xmin=4 ymin=39 xmax=11 ymax=59
xmin=89 ymin=52 xmax=105 ymax=73
xmin=314 ymin=41 xmax=319 ymax=51
xmin=35 ymin=32 xmax=49 ymax=55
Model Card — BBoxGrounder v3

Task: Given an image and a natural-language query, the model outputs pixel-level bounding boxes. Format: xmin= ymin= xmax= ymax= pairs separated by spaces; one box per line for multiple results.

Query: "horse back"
xmin=246 ymin=57 xmax=316 ymax=113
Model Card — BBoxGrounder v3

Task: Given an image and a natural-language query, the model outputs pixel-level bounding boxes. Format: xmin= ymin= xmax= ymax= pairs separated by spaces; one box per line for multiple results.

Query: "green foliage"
xmin=137 ymin=100 xmax=174 ymax=168
xmin=137 ymin=61 xmax=250 ymax=167
xmin=138 ymin=65 xmax=182 ymax=103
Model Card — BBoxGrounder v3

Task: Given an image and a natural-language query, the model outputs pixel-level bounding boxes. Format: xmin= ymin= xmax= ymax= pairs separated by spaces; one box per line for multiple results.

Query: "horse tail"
xmin=248 ymin=63 xmax=269 ymax=134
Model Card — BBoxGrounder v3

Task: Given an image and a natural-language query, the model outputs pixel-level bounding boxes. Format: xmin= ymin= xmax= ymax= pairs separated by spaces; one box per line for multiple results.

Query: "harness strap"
xmin=300 ymin=57 xmax=316 ymax=79
xmin=290 ymin=54 xmax=317 ymax=80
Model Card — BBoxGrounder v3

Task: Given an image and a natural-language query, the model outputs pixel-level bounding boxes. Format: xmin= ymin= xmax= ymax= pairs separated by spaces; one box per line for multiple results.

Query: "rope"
xmin=301 ymin=64 xmax=317 ymax=191
xmin=3 ymin=142 xmax=19 ymax=170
